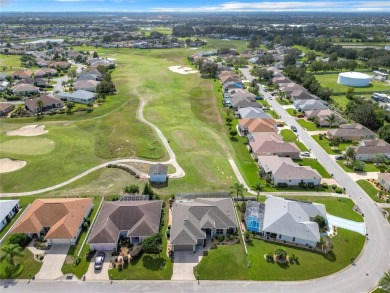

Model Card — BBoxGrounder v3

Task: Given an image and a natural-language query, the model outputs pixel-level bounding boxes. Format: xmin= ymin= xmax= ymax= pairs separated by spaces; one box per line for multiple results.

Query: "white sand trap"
xmin=7 ymin=125 xmax=48 ymax=137
xmin=0 ymin=158 xmax=26 ymax=173
xmin=168 ymin=66 xmax=198 ymax=75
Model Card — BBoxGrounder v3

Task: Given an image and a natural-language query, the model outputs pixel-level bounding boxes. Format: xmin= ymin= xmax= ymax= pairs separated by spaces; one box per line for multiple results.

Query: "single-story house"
xmin=73 ymin=80 xmax=100 ymax=92
xmin=0 ymin=200 xmax=19 ymax=231
xmin=49 ymin=61 xmax=71 ymax=69
xmin=258 ymin=156 xmax=322 ymax=186
xmin=0 ymin=102 xmax=15 ymax=117
xmin=238 ymin=118 xmax=278 ymax=136
xmin=350 ymin=139 xmax=390 ymax=161
xmin=11 ymin=198 xmax=93 ymax=245
xmin=34 ymin=78 xmax=47 ymax=87
xmin=327 ymin=124 xmax=376 ymax=141
xmin=220 ymin=75 xmax=242 ymax=84
xmin=0 ymin=72 xmax=8 ymax=81
xmin=55 ymin=90 xmax=97 ymax=104
xmin=34 ymin=69 xmax=47 ymax=78
xmin=12 ymin=70 xmax=33 ymax=79
xmin=237 ymin=107 xmax=272 ymax=119
xmin=261 ymin=196 xmax=327 ymax=247
xmin=304 ymin=109 xmax=346 ymax=127
xmin=12 ymin=83 xmax=39 ymax=95
xmin=295 ymin=99 xmax=328 ymax=112
xmin=229 ymin=89 xmax=257 ymax=101
xmin=249 ymin=134 xmax=300 ymax=159
xmin=149 ymin=163 xmax=168 ymax=183
xmin=170 ymin=198 xmax=237 ymax=252
xmin=25 ymin=95 xmax=64 ymax=113
xmin=88 ymin=200 xmax=162 ymax=251
xmin=289 ymin=90 xmax=315 ymax=101
xmin=223 ymin=81 xmax=243 ymax=92
xmin=78 ymin=69 xmax=102 ymax=80
xmin=272 ymin=76 xmax=292 ymax=84
xmin=231 ymin=99 xmax=262 ymax=111
xmin=378 ymin=173 xmax=390 ymax=192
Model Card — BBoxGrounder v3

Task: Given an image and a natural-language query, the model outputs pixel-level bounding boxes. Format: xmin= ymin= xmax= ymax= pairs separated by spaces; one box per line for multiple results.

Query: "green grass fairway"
xmin=0 ymin=54 xmax=22 ymax=71
xmin=315 ymin=73 xmax=390 ymax=94
xmin=356 ymin=179 xmax=387 ymax=203
xmin=292 ymin=45 xmax=327 ymax=58
xmin=280 ymin=129 xmax=309 ymax=152
xmin=195 ymin=228 xmax=364 ymax=281
xmin=0 ymin=138 xmax=55 ymax=155
xmin=330 ymin=96 xmax=350 ymax=111
xmin=294 ymin=158 xmax=332 ymax=178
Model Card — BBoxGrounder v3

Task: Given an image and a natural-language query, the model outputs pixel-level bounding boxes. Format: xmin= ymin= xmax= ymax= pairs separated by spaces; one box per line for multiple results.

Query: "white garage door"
xmin=90 ymin=243 xmax=116 ymax=251
xmin=50 ymin=239 xmax=71 ymax=244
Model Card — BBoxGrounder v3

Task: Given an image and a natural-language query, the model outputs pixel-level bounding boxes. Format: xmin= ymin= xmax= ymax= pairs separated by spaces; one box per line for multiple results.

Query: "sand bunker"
xmin=0 ymin=158 xmax=26 ymax=173
xmin=168 ymin=66 xmax=198 ymax=75
xmin=7 ymin=125 xmax=48 ymax=137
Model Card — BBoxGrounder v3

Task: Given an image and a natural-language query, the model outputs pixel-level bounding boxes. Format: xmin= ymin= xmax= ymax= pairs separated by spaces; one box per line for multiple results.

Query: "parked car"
xmin=269 ymin=97 xmax=273 ymax=100
xmin=335 ymin=155 xmax=344 ymax=160
xmin=264 ymin=89 xmax=268 ymax=92
xmin=297 ymin=114 xmax=305 ymax=118
xmin=291 ymin=125 xmax=297 ymax=132
xmin=300 ymin=151 xmax=310 ymax=157
xmin=94 ymin=252 xmax=105 ymax=270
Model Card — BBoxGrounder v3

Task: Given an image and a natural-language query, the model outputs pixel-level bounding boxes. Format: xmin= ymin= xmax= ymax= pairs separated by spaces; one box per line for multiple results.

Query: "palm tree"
xmin=326 ymin=113 xmax=339 ymax=128
xmin=378 ymin=270 xmax=390 ymax=292
xmin=230 ymin=182 xmax=246 ymax=199
xmin=36 ymin=99 xmax=44 ymax=114
xmin=251 ymin=182 xmax=264 ymax=201
xmin=0 ymin=244 xmax=23 ymax=267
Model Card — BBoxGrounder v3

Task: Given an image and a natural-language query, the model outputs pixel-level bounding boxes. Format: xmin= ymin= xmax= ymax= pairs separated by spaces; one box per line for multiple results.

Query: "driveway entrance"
xmin=35 ymin=244 xmax=70 ymax=280
xmin=85 ymin=251 xmax=115 ymax=281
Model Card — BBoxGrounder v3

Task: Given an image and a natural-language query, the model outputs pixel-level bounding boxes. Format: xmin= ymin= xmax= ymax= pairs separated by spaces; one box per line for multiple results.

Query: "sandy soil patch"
xmin=0 ymin=158 xmax=27 ymax=173
xmin=168 ymin=66 xmax=198 ymax=75
xmin=7 ymin=125 xmax=48 ymax=137
xmin=172 ymin=130 xmax=197 ymax=149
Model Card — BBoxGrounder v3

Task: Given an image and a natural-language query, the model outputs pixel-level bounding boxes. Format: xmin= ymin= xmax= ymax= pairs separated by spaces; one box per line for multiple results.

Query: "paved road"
xmin=240 ymin=68 xmax=390 ymax=292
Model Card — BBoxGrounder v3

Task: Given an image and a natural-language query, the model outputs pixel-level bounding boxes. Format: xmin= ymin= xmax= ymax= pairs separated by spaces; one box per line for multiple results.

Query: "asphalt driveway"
xmin=35 ymin=244 xmax=70 ymax=280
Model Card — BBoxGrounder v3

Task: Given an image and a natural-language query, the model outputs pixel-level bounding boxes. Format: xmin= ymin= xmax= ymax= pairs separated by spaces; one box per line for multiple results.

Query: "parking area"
xmin=85 ymin=251 xmax=115 ymax=281
xmin=35 ymin=244 xmax=70 ymax=280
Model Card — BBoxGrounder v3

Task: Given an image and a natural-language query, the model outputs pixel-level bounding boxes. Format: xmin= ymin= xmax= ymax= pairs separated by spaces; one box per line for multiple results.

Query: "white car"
xmin=300 ymin=151 xmax=310 ymax=157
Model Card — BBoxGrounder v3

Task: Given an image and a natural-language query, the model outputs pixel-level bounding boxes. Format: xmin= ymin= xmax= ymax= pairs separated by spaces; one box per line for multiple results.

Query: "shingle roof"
xmin=11 ymin=198 xmax=92 ymax=240
xmin=0 ymin=200 xmax=19 ymax=221
xmin=149 ymin=163 xmax=168 ymax=175
xmin=352 ymin=139 xmax=390 ymax=155
xmin=238 ymin=107 xmax=270 ymax=119
xmin=262 ymin=196 xmax=326 ymax=243
xmin=327 ymin=124 xmax=376 ymax=138
xmin=171 ymin=198 xmax=237 ymax=246
xmin=88 ymin=201 xmax=162 ymax=244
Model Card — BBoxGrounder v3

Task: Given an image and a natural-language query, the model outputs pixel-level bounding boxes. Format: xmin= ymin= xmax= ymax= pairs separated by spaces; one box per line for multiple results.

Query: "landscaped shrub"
xmin=322 ymin=182 xmax=328 ymax=188
xmin=117 ymin=263 xmax=123 ymax=271
xmin=129 ymin=246 xmax=143 ymax=259
xmin=331 ymin=184 xmax=337 ymax=190
xmin=277 ymin=183 xmax=288 ymax=188
xmin=75 ymin=257 xmax=81 ymax=266
xmin=228 ymin=234 xmax=234 ymax=241
xmin=308 ymin=182 xmax=315 ymax=189
xmin=335 ymin=187 xmax=344 ymax=193
xmin=217 ymin=236 xmax=225 ymax=242
xmin=266 ymin=252 xmax=274 ymax=262
xmin=289 ymin=254 xmax=299 ymax=264
xmin=9 ymin=233 xmax=31 ymax=247
xmin=123 ymin=255 xmax=129 ymax=264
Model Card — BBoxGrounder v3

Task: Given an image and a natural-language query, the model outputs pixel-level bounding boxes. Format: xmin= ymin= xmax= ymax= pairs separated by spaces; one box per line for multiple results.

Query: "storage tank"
xmin=337 ymin=72 xmax=371 ymax=87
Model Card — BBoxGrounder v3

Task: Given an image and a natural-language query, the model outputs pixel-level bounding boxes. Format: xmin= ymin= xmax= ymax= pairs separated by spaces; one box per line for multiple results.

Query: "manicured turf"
xmin=286 ymin=108 xmax=297 ymax=116
xmin=0 ymin=248 xmax=42 ymax=279
xmin=315 ymin=73 xmax=390 ymax=94
xmin=0 ymin=54 xmax=22 ymax=72
xmin=0 ymin=138 xmax=55 ymax=155
xmin=280 ymin=129 xmax=309 ymax=152
xmin=385 ymin=208 xmax=390 ymax=224
xmin=337 ymin=161 xmax=380 ymax=173
xmin=330 ymin=96 xmax=350 ymax=111
xmin=312 ymin=134 xmax=353 ymax=154
xmin=292 ymin=45 xmax=327 ymax=58
xmin=61 ymin=197 xmax=102 ymax=279
xmin=297 ymin=119 xmax=328 ymax=131
xmin=294 ymin=158 xmax=332 ymax=178
xmin=203 ymin=38 xmax=249 ymax=52
xmin=356 ymin=180 xmax=387 ymax=203
xmin=276 ymin=98 xmax=293 ymax=105
xmin=195 ymin=228 xmax=364 ymax=281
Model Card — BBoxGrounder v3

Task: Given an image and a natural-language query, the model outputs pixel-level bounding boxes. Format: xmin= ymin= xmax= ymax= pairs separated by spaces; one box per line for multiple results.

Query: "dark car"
xmin=335 ymin=155 xmax=344 ymax=160
xmin=291 ymin=125 xmax=297 ymax=132
xmin=94 ymin=252 xmax=105 ymax=270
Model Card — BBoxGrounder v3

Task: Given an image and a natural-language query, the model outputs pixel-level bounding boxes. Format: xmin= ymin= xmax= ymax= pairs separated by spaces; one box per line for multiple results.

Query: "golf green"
xmin=0 ymin=138 xmax=56 ymax=155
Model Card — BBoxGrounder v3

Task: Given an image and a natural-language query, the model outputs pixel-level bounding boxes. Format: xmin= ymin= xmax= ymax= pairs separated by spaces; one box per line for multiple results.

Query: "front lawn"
xmin=337 ymin=161 xmax=380 ymax=173
xmin=286 ymin=108 xmax=297 ymax=116
xmin=297 ymin=119 xmax=328 ymax=131
xmin=280 ymin=129 xmax=309 ymax=152
xmin=312 ymin=134 xmax=353 ymax=154
xmin=294 ymin=158 xmax=332 ymax=178
xmin=61 ymin=196 xmax=102 ymax=279
xmin=276 ymin=98 xmax=293 ymax=105
xmin=385 ymin=208 xmax=390 ymax=224
xmin=356 ymin=180 xmax=387 ymax=203
xmin=195 ymin=228 xmax=364 ymax=281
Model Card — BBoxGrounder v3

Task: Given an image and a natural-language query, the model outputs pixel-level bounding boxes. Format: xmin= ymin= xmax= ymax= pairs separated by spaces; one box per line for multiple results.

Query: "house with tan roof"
xmin=238 ymin=118 xmax=278 ymax=136
xmin=73 ymin=80 xmax=100 ymax=92
xmin=0 ymin=102 xmax=15 ymax=117
xmin=304 ymin=109 xmax=346 ymax=127
xmin=350 ymin=139 xmax=390 ymax=161
xmin=12 ymin=83 xmax=39 ymax=95
xmin=327 ymin=123 xmax=376 ymax=141
xmin=25 ymin=95 xmax=64 ymax=113
xmin=258 ymin=156 xmax=322 ymax=186
xmin=88 ymin=201 xmax=162 ymax=251
xmin=11 ymin=198 xmax=93 ymax=245
xmin=378 ymin=173 xmax=390 ymax=192
xmin=249 ymin=133 xmax=300 ymax=159
xmin=12 ymin=70 xmax=33 ymax=79
xmin=170 ymin=198 xmax=237 ymax=252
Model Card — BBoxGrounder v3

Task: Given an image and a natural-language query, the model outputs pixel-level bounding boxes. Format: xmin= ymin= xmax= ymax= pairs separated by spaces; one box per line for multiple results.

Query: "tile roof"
xmin=88 ymin=201 xmax=162 ymax=244
xmin=239 ymin=118 xmax=277 ymax=133
xmin=11 ymin=198 xmax=92 ymax=240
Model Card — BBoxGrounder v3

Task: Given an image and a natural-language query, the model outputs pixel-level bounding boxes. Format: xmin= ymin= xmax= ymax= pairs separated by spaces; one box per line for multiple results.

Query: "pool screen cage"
xmin=244 ymin=201 xmax=265 ymax=233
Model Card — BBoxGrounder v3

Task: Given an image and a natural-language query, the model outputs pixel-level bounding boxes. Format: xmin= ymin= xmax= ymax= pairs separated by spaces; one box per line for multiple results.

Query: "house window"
xmin=293 ymin=237 xmax=295 ymax=242
xmin=278 ymin=234 xmax=282 ymax=239
xmin=216 ymin=229 xmax=223 ymax=234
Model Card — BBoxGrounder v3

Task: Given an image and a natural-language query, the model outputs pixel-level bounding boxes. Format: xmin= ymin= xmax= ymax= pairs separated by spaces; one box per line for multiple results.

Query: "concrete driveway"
xmin=327 ymin=214 xmax=366 ymax=235
xmin=85 ymin=251 xmax=114 ymax=281
xmin=171 ymin=251 xmax=201 ymax=281
xmin=35 ymin=244 xmax=70 ymax=280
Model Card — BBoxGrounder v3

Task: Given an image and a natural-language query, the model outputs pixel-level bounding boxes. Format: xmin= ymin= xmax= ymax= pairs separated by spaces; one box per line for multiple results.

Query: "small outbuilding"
xmin=149 ymin=163 xmax=168 ymax=183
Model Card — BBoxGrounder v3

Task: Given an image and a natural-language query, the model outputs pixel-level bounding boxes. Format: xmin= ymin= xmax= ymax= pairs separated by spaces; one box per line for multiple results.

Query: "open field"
xmin=203 ymin=38 xmax=249 ymax=52
xmin=330 ymin=95 xmax=350 ymax=111
xmin=315 ymin=73 xmax=390 ymax=94
xmin=292 ymin=45 xmax=327 ymax=58
xmin=0 ymin=54 xmax=22 ymax=71
xmin=139 ymin=26 xmax=172 ymax=35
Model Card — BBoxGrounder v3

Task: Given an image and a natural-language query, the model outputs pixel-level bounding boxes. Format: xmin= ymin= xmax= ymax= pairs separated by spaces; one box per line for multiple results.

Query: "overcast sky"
xmin=1 ymin=0 xmax=390 ymax=12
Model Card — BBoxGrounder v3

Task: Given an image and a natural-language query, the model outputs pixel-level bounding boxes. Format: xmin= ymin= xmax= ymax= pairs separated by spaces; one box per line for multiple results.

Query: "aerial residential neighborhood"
xmin=0 ymin=2 xmax=390 ymax=293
